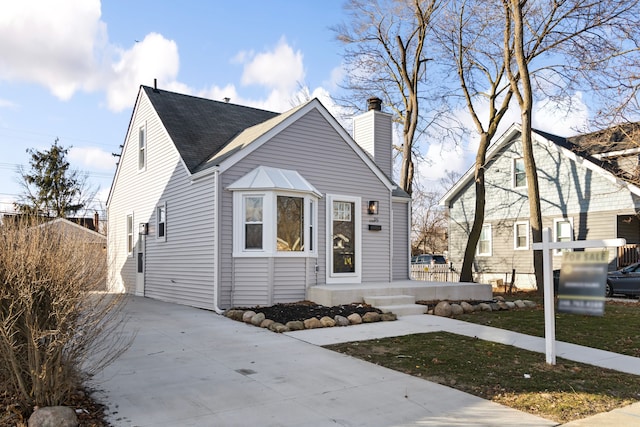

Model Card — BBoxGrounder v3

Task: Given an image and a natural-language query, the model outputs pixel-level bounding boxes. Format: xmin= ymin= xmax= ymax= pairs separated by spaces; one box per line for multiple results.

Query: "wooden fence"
xmin=410 ymin=264 xmax=460 ymax=282
xmin=618 ymin=244 xmax=639 ymax=267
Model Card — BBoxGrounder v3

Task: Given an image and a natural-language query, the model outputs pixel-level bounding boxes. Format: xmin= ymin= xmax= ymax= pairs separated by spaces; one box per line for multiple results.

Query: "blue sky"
xmin=0 ymin=1 xmax=591 ymax=218
xmin=0 ymin=0 xmax=347 ymax=216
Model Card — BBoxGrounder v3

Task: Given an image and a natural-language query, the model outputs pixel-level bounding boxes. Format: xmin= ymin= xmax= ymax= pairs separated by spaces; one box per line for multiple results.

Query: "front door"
xmin=328 ymin=196 xmax=361 ymax=283
xmin=135 ymin=235 xmax=145 ymax=295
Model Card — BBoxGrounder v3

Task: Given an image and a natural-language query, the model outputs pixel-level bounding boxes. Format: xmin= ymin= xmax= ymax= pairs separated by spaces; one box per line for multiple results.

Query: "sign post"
xmin=532 ymin=228 xmax=625 ymax=365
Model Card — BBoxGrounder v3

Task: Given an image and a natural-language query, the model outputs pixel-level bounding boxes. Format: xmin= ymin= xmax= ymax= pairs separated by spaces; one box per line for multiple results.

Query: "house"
xmin=440 ymin=122 xmax=640 ymax=289
xmin=107 ymin=85 xmax=414 ymax=311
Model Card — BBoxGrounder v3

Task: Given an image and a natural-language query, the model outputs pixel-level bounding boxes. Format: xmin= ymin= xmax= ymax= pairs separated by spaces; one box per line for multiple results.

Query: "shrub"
xmin=0 ymin=218 xmax=131 ymax=415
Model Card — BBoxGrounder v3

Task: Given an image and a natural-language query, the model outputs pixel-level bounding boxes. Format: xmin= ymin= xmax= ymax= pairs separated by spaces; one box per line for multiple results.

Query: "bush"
xmin=0 ymin=218 xmax=131 ymax=415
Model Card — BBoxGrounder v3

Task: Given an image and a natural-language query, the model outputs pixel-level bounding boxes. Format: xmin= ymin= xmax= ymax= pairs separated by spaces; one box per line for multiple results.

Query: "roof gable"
xmin=439 ymin=123 xmax=640 ymax=206
xmin=142 ymin=86 xmax=279 ymax=173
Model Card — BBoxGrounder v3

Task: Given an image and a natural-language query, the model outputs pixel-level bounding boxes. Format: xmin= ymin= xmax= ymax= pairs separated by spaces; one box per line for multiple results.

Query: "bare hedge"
xmin=0 ymin=218 xmax=131 ymax=415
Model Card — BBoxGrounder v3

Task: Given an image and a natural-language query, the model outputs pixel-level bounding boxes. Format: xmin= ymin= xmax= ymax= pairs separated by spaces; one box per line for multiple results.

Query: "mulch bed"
xmin=231 ymin=300 xmax=383 ymax=324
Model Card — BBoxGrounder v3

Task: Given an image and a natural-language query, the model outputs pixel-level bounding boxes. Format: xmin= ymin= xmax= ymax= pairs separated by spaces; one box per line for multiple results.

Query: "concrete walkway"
xmin=91 ymin=296 xmax=640 ymax=426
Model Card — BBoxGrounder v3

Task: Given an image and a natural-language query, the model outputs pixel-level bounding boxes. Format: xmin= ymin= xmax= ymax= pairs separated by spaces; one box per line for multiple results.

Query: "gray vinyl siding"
xmin=392 ymin=200 xmax=410 ymax=280
xmin=447 ymin=133 xmax=636 ymax=275
xmin=107 ymin=91 xmax=216 ymax=310
xmin=220 ymin=108 xmax=392 ymax=307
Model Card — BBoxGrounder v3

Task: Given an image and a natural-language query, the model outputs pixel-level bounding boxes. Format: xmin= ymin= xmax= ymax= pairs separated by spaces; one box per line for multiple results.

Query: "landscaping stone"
xmin=347 ymin=313 xmax=362 ymax=324
xmin=489 ymin=302 xmax=500 ymax=311
xmin=260 ymin=319 xmax=275 ymax=329
xmin=495 ymin=295 xmax=505 ymax=302
xmin=362 ymin=312 xmax=381 ymax=323
xmin=505 ymin=301 xmax=516 ymax=309
xmin=334 ymin=315 xmax=349 ymax=326
xmin=523 ymin=300 xmax=537 ymax=308
xmin=320 ymin=316 xmax=336 ymax=327
xmin=478 ymin=303 xmax=492 ymax=312
xmin=250 ymin=312 xmax=265 ymax=326
xmin=434 ymin=301 xmax=452 ymax=317
xmin=285 ymin=320 xmax=304 ymax=331
xmin=225 ymin=309 xmax=244 ymax=321
xmin=381 ymin=312 xmax=397 ymax=321
xmin=304 ymin=317 xmax=323 ymax=329
xmin=268 ymin=322 xmax=289 ymax=333
xmin=497 ymin=301 xmax=509 ymax=310
xmin=242 ymin=310 xmax=256 ymax=323
xmin=450 ymin=303 xmax=464 ymax=316
xmin=514 ymin=300 xmax=526 ymax=308
xmin=460 ymin=301 xmax=474 ymax=313
xmin=28 ymin=406 xmax=78 ymax=427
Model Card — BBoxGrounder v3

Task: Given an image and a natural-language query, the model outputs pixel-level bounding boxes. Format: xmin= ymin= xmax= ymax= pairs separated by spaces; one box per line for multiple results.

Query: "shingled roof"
xmin=142 ymin=86 xmax=279 ymax=173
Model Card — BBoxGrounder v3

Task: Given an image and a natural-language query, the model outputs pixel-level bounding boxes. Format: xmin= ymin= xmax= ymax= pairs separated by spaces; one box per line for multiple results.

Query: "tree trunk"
xmin=460 ymin=133 xmax=490 ymax=282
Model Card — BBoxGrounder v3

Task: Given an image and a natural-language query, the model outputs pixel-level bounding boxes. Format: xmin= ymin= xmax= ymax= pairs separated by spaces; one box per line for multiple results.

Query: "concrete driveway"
xmin=91 ymin=296 xmax=556 ymax=427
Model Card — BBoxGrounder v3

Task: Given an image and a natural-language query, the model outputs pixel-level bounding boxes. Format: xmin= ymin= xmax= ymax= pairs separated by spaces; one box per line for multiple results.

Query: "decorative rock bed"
xmin=225 ymin=296 xmax=538 ymax=333
xmin=225 ymin=306 xmax=397 ymax=333
xmin=421 ymin=295 xmax=538 ymax=318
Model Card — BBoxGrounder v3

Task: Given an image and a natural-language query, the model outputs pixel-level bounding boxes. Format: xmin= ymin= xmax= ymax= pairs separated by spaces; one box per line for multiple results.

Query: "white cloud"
xmin=69 ymin=146 xmax=114 ymax=171
xmin=0 ymin=0 xmax=106 ymax=100
xmin=0 ymin=98 xmax=16 ymax=109
xmin=106 ymin=33 xmax=181 ymax=111
xmin=240 ymin=37 xmax=305 ymax=93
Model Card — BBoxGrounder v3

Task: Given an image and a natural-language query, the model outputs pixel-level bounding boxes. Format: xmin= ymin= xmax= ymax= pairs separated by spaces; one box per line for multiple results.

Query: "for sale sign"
xmin=557 ymin=251 xmax=608 ymax=316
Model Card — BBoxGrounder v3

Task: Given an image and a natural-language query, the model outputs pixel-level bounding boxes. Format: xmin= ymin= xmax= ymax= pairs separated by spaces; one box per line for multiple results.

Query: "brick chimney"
xmin=353 ymin=97 xmax=393 ymax=179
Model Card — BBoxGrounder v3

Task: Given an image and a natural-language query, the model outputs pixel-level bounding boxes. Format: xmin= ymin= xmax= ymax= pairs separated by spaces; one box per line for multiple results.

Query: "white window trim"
xmin=138 ymin=122 xmax=147 ymax=172
xmin=477 ymin=223 xmax=492 ymax=257
xmin=513 ymin=157 xmax=526 ymax=188
xmin=156 ymin=202 xmax=167 ymax=242
xmin=326 ymin=194 xmax=362 ymax=284
xmin=232 ymin=191 xmax=318 ymax=258
xmin=553 ymin=217 xmax=574 ymax=255
xmin=126 ymin=213 xmax=134 ymax=257
xmin=513 ymin=220 xmax=529 ymax=250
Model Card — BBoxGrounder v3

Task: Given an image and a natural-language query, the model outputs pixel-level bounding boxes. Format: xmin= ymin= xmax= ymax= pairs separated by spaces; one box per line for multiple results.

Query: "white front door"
xmin=327 ymin=195 xmax=361 ymax=284
xmin=135 ymin=235 xmax=145 ymax=295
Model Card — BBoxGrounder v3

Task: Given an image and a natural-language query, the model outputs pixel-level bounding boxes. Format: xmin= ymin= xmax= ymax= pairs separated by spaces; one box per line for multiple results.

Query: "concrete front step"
xmin=364 ymin=294 xmax=415 ymax=306
xmin=375 ymin=303 xmax=428 ymax=316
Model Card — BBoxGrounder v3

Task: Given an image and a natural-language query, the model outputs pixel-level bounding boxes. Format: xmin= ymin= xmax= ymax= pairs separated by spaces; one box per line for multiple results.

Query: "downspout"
xmin=212 ymin=168 xmax=224 ymax=314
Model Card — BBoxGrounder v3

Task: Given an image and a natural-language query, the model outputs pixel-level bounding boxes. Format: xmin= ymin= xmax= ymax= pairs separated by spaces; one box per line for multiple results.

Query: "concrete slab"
xmin=92 ymin=296 xmax=555 ymax=427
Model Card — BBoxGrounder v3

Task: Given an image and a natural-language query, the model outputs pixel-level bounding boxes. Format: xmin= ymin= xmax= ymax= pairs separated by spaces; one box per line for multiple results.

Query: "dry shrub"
xmin=0 ymin=218 xmax=131 ymax=415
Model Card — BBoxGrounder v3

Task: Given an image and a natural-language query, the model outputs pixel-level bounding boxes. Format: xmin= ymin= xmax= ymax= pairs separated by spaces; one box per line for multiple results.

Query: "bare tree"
xmin=435 ymin=0 xmax=517 ymax=281
xmin=333 ymin=0 xmax=445 ymax=195
xmin=501 ymin=0 xmax=640 ymax=288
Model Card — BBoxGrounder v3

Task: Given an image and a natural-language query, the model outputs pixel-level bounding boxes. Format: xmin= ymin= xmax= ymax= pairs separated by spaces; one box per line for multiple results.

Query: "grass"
xmin=324 ymin=295 xmax=640 ymax=423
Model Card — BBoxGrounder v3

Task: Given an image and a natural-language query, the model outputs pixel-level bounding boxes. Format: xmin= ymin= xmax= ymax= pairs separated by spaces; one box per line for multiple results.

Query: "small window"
xmin=156 ymin=204 xmax=166 ymax=240
xmin=277 ymin=196 xmax=304 ymax=251
xmin=477 ymin=224 xmax=492 ymax=256
xmin=514 ymin=158 xmax=526 ymax=188
xmin=244 ymin=196 xmax=263 ymax=250
xmin=309 ymin=200 xmax=314 ymax=252
xmin=126 ymin=214 xmax=134 ymax=256
xmin=554 ymin=218 xmax=573 ymax=255
xmin=333 ymin=201 xmax=352 ymax=221
xmin=138 ymin=125 xmax=146 ymax=170
xmin=514 ymin=221 xmax=529 ymax=250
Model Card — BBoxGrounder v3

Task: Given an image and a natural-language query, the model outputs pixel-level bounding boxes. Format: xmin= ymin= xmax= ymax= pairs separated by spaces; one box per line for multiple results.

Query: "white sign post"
xmin=532 ymin=227 xmax=625 ymax=365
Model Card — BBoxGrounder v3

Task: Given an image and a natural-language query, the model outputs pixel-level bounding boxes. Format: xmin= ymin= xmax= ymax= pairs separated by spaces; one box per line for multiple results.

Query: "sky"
xmin=0 ymin=0 xmax=590 ymax=218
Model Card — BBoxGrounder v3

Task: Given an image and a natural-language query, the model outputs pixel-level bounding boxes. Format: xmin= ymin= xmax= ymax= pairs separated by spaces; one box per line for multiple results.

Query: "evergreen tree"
xmin=15 ymin=139 xmax=89 ymax=218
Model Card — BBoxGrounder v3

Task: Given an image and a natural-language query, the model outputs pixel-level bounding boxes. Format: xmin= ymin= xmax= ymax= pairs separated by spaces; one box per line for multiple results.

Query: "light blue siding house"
xmin=107 ymin=85 xmax=413 ymax=310
xmin=440 ymin=123 xmax=640 ymax=289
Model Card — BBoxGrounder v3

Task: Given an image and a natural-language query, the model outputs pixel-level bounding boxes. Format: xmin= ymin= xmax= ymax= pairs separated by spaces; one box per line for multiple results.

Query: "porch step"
xmin=364 ymin=294 xmax=415 ymax=306
xmin=375 ymin=303 xmax=428 ymax=316
xmin=364 ymin=295 xmax=428 ymax=317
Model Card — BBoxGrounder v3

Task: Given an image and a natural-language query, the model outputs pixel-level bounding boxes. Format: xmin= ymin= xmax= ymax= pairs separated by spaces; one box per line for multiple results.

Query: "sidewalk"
xmin=285 ymin=314 xmax=640 ymax=426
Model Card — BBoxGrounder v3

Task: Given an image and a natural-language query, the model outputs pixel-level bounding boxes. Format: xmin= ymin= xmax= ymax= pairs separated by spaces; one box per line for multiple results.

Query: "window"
xmin=244 ymin=196 xmax=263 ymax=250
xmin=514 ymin=158 xmax=526 ymax=188
xmin=309 ymin=200 xmax=314 ymax=252
xmin=156 ymin=203 xmax=166 ymax=240
xmin=138 ymin=125 xmax=146 ymax=170
xmin=477 ymin=224 xmax=492 ymax=256
xmin=277 ymin=196 xmax=304 ymax=251
xmin=554 ymin=217 xmax=573 ymax=255
xmin=514 ymin=221 xmax=529 ymax=250
xmin=126 ymin=214 xmax=134 ymax=256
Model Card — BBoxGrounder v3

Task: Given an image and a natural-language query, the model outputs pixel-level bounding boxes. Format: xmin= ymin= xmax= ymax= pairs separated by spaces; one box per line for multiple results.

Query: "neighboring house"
xmin=107 ymin=85 xmax=412 ymax=311
xmin=440 ymin=122 xmax=640 ymax=289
